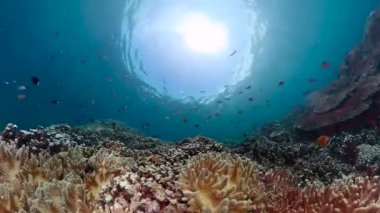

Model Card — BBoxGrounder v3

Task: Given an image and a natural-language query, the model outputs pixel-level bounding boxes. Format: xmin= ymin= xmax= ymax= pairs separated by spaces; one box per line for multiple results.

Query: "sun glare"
xmin=177 ymin=13 xmax=229 ymax=54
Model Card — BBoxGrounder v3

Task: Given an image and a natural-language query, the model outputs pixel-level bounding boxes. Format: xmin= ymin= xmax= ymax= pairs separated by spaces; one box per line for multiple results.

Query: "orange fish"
xmin=315 ymin=135 xmax=329 ymax=147
xmin=17 ymin=94 xmax=26 ymax=100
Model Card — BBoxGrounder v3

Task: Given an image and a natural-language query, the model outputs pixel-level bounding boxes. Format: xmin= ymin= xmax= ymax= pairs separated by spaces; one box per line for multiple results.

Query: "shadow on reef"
xmin=296 ymin=8 xmax=380 ymax=136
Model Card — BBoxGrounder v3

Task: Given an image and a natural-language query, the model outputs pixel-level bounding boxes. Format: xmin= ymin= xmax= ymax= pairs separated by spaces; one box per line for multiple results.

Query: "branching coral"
xmin=178 ymin=152 xmax=263 ymax=213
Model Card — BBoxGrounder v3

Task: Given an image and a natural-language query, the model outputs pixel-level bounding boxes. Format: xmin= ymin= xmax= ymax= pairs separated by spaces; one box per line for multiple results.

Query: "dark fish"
xmin=246 ymin=85 xmax=252 ymax=89
xmin=194 ymin=124 xmax=199 ymax=128
xmin=49 ymin=55 xmax=55 ymax=61
xmin=51 ymin=100 xmax=60 ymax=104
xmin=229 ymin=50 xmax=237 ymax=57
xmin=321 ymin=61 xmax=330 ymax=68
xmin=142 ymin=122 xmax=150 ymax=128
xmin=52 ymin=31 xmax=59 ymax=38
xmin=308 ymin=78 xmax=317 ymax=83
xmin=216 ymin=100 xmax=223 ymax=104
xmin=237 ymin=110 xmax=243 ymax=114
xmin=248 ymin=97 xmax=253 ymax=102
xmin=81 ymin=58 xmax=87 ymax=64
xmin=278 ymin=81 xmax=285 ymax=87
xmin=214 ymin=112 xmax=221 ymax=117
xmin=239 ymin=91 xmax=243 ymax=94
xmin=31 ymin=76 xmax=40 ymax=85
xmin=303 ymin=90 xmax=314 ymax=96
xmin=182 ymin=118 xmax=188 ymax=123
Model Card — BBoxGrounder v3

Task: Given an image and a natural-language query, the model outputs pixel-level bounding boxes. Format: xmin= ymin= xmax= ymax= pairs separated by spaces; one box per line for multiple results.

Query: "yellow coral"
xmin=178 ymin=152 xmax=262 ymax=213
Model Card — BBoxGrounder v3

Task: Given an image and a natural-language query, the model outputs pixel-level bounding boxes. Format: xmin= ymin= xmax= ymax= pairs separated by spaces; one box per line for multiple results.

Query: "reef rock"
xmin=297 ymin=8 xmax=380 ymax=134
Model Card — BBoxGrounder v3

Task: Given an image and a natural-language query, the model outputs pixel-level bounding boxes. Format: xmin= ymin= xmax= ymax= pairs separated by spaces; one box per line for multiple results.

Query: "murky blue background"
xmin=1 ymin=0 xmax=379 ymax=141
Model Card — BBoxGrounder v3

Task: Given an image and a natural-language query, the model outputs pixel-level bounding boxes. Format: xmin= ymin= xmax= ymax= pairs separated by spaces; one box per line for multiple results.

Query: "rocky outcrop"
xmin=297 ymin=8 xmax=380 ymax=134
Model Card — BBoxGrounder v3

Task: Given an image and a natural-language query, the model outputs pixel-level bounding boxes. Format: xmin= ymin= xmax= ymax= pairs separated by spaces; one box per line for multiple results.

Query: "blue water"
xmin=1 ymin=0 xmax=379 ymax=141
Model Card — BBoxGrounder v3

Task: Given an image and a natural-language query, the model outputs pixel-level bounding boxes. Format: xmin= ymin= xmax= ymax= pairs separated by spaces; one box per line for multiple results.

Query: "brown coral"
xmin=178 ymin=152 xmax=262 ymax=213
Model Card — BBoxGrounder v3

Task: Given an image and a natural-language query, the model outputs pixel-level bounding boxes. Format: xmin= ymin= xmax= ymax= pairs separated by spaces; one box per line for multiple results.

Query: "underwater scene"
xmin=3 ymin=0 xmax=380 ymax=212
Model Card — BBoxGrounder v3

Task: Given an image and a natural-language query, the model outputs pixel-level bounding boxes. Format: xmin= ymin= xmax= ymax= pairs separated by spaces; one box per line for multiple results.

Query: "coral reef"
xmin=296 ymin=8 xmax=380 ymax=134
xmin=2 ymin=121 xmax=380 ymax=212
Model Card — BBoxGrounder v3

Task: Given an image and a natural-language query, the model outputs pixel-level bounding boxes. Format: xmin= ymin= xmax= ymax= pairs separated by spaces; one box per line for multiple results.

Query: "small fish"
xmin=229 ymin=50 xmax=237 ymax=56
xmin=315 ymin=135 xmax=329 ymax=147
xmin=49 ymin=55 xmax=55 ymax=61
xmin=90 ymin=99 xmax=96 ymax=105
xmin=216 ymin=100 xmax=223 ymax=104
xmin=2 ymin=81 xmax=10 ymax=85
xmin=17 ymin=94 xmax=26 ymax=100
xmin=51 ymin=99 xmax=60 ymax=104
xmin=321 ymin=61 xmax=330 ymax=68
xmin=303 ymin=90 xmax=314 ymax=96
xmin=81 ymin=58 xmax=88 ymax=64
xmin=214 ymin=112 xmax=221 ymax=117
xmin=246 ymin=85 xmax=252 ymax=89
xmin=31 ymin=76 xmax=40 ymax=85
xmin=200 ymin=90 xmax=206 ymax=93
xmin=182 ymin=118 xmax=188 ymax=123
xmin=237 ymin=110 xmax=243 ymax=114
xmin=239 ymin=91 xmax=243 ymax=94
xmin=141 ymin=122 xmax=150 ymax=129
xmin=165 ymin=116 xmax=170 ymax=120
xmin=17 ymin=85 xmax=27 ymax=91
xmin=278 ymin=81 xmax=285 ymax=87
xmin=52 ymin=31 xmax=59 ymax=38
xmin=194 ymin=124 xmax=199 ymax=128
xmin=308 ymin=78 xmax=317 ymax=83
xmin=248 ymin=97 xmax=253 ymax=102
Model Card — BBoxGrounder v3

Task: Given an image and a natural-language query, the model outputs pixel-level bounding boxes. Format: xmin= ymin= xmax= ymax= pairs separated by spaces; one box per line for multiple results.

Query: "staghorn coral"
xmin=178 ymin=152 xmax=263 ymax=213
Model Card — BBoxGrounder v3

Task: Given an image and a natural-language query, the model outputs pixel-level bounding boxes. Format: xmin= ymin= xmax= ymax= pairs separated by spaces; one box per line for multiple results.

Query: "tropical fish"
xmin=315 ymin=135 xmax=330 ymax=147
xmin=31 ymin=76 xmax=40 ymax=85
xmin=51 ymin=100 xmax=60 ymax=104
xmin=17 ymin=94 xmax=26 ymax=100
xmin=321 ymin=61 xmax=330 ymax=68
xmin=17 ymin=85 xmax=27 ymax=91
